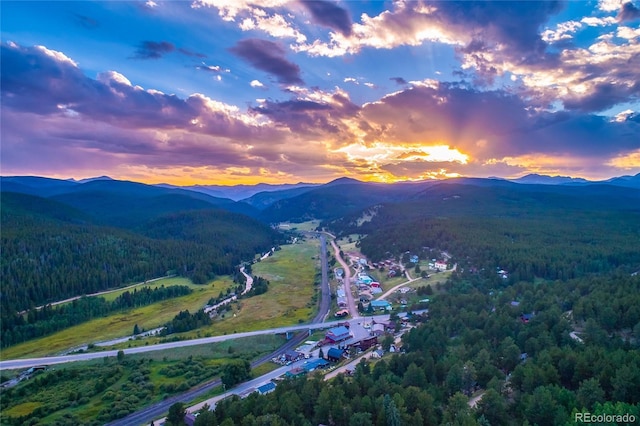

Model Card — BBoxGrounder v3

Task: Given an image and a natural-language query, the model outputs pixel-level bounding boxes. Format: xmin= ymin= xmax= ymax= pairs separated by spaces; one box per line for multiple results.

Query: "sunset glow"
xmin=1 ymin=1 xmax=639 ymax=184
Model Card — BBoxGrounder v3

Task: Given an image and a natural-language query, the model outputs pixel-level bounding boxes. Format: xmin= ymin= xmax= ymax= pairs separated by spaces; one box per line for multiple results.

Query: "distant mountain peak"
xmin=326 ymin=177 xmax=362 ymax=186
xmin=510 ymin=174 xmax=589 ymax=185
xmin=69 ymin=176 xmax=114 ymax=183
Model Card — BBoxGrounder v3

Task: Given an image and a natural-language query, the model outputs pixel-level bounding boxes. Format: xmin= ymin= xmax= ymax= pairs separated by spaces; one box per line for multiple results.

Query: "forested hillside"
xmin=326 ymin=182 xmax=640 ymax=282
xmin=0 ymin=192 xmax=282 ymax=314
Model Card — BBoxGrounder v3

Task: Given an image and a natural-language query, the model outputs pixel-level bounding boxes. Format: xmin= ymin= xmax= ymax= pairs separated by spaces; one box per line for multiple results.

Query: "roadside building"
xmin=257 ymin=382 xmax=276 ymax=395
xmin=284 ymin=350 xmax=302 ymax=362
xmin=370 ymin=300 xmax=392 ymax=311
xmin=327 ymin=347 xmax=345 ymax=362
xmin=303 ymin=358 xmax=329 ymax=372
xmin=325 ymin=326 xmax=351 ymax=343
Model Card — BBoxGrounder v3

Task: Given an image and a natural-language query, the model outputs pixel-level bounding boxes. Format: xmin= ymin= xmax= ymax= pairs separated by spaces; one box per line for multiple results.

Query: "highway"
xmin=0 ymin=318 xmax=381 ymax=370
xmin=106 ymin=235 xmax=333 ymax=425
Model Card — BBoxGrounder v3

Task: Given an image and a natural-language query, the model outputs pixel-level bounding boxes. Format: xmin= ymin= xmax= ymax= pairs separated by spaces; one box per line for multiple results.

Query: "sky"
xmin=1 ymin=0 xmax=640 ymax=185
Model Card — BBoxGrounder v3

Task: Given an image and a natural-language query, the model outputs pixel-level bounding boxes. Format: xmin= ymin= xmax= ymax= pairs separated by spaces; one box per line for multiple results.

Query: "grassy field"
xmin=196 ymin=237 xmax=321 ymax=334
xmin=1 ymin=277 xmax=236 ymax=359
xmin=92 ymin=236 xmax=322 ymax=347
xmin=335 ymin=234 xmax=362 ymax=253
xmin=99 ymin=276 xmax=203 ymax=302
xmin=279 ymin=220 xmax=321 ymax=232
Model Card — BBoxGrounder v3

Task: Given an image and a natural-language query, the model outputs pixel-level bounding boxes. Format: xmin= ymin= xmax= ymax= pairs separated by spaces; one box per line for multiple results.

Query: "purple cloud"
xmin=300 ymin=0 xmax=353 ymax=37
xmin=390 ymin=77 xmax=407 ymax=85
xmin=133 ymin=41 xmax=175 ymax=59
xmin=229 ymin=39 xmax=303 ymax=85
xmin=618 ymin=1 xmax=640 ymax=22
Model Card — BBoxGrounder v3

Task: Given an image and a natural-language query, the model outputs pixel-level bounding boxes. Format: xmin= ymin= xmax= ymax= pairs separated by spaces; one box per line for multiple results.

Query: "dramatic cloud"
xmin=618 ymin=1 xmax=640 ymax=21
xmin=229 ymin=38 xmax=303 ymax=85
xmin=3 ymin=0 xmax=640 ymax=185
xmin=300 ymin=0 xmax=353 ymax=36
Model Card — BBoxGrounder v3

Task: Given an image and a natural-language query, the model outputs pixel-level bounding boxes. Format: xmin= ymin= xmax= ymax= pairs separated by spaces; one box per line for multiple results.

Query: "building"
xmin=370 ymin=300 xmax=392 ymax=311
xmin=325 ymin=326 xmax=351 ymax=343
xmin=434 ymin=261 xmax=448 ymax=271
xmin=303 ymin=358 xmax=329 ymax=372
xmin=327 ymin=347 xmax=345 ymax=362
xmin=372 ymin=323 xmax=386 ymax=336
xmin=352 ymin=336 xmax=378 ymax=350
xmin=257 ymin=382 xmax=276 ymax=395
xmin=284 ymin=350 xmax=302 ymax=362
xmin=520 ymin=313 xmax=534 ymax=324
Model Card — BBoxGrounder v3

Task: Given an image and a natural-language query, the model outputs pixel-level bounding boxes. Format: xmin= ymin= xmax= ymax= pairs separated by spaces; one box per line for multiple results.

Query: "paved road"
xmin=0 ymin=318 xmax=388 ymax=370
xmin=330 ymin=239 xmax=360 ymax=319
xmin=105 ymin=331 xmax=310 ymax=426
xmin=108 ymin=239 xmax=333 ymax=426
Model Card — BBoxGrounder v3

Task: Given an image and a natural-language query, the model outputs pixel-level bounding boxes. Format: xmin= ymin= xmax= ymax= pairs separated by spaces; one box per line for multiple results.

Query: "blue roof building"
xmin=257 ymin=382 xmax=276 ymax=395
xmin=370 ymin=300 xmax=392 ymax=311
xmin=326 ymin=326 xmax=351 ymax=342
xmin=327 ymin=347 xmax=345 ymax=362
xmin=303 ymin=359 xmax=329 ymax=372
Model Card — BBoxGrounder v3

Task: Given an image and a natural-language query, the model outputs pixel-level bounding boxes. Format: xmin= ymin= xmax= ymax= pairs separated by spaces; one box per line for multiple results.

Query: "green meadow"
xmin=2 ymin=276 xmax=236 ymax=359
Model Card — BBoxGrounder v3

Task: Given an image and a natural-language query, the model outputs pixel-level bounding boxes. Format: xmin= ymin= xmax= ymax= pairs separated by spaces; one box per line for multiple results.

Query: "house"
xmin=325 ymin=326 xmax=351 ymax=343
xmin=371 ymin=349 xmax=384 ymax=359
xmin=370 ymin=300 xmax=392 ymax=311
xmin=257 ymin=382 xmax=276 ymax=395
xmin=285 ymin=367 xmax=307 ymax=378
xmin=520 ymin=313 xmax=534 ymax=324
xmin=284 ymin=350 xmax=302 ymax=362
xmin=334 ymin=309 xmax=349 ymax=318
xmin=434 ymin=261 xmax=448 ymax=271
xmin=336 ymin=288 xmax=346 ymax=298
xmin=327 ymin=347 xmax=345 ymax=362
xmin=370 ymin=282 xmax=381 ymax=289
xmin=510 ymin=301 xmax=521 ymax=307
xmin=303 ymin=358 xmax=329 ymax=372
xmin=372 ymin=323 xmax=385 ymax=336
xmin=352 ymin=336 xmax=378 ymax=350
xmin=410 ymin=255 xmax=419 ymax=264
xmin=337 ymin=296 xmax=348 ymax=307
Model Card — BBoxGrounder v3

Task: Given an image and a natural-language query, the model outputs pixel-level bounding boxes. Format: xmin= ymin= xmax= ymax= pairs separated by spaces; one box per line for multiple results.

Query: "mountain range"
xmin=2 ymin=173 xmax=639 ymax=225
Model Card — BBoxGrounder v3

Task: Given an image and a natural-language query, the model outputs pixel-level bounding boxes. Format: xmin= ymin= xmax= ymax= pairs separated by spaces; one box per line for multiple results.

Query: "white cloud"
xmin=581 ymin=16 xmax=617 ymax=26
xmin=35 ymin=45 xmax=78 ymax=67
xmin=250 ymin=79 xmax=265 ymax=87
xmin=239 ymin=10 xmax=306 ymax=43
xmin=294 ymin=4 xmax=461 ymax=57
xmin=541 ymin=20 xmax=582 ymax=42
xmin=598 ymin=0 xmax=630 ymax=12
xmin=617 ymin=26 xmax=640 ymax=39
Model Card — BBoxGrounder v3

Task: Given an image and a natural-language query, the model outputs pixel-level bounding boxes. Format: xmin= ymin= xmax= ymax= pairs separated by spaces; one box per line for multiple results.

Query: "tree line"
xmin=1 ymin=285 xmax=192 ymax=348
